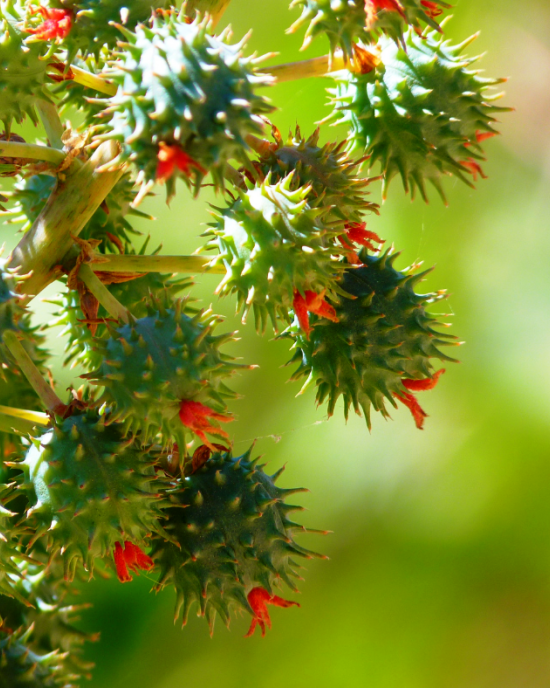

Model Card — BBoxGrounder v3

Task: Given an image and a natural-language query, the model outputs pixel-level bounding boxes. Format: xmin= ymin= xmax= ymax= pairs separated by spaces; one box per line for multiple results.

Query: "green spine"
xmin=97 ymin=8 xmax=273 ymax=196
xmin=0 ymin=626 xmax=69 ymax=688
xmin=288 ymin=0 xmax=450 ymax=58
xmin=49 ymin=0 xmax=170 ymax=61
xmin=253 ymin=126 xmax=379 ymax=228
xmin=327 ymin=29 xmax=507 ymax=201
xmin=285 ymin=249 xmax=457 ymax=425
xmin=151 ymin=447 xmax=322 ymax=632
xmin=205 ymin=173 xmax=347 ymax=332
xmin=86 ymin=293 xmax=241 ymax=447
xmin=19 ymin=408 xmax=166 ymax=580
xmin=0 ymin=0 xmax=53 ymax=133
xmin=51 ymin=269 xmax=190 ymax=371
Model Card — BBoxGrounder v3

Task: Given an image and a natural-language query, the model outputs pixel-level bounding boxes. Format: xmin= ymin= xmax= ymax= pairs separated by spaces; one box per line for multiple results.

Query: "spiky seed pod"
xmin=288 ymin=0 xmax=450 ymax=59
xmin=18 ymin=408 xmax=167 ymax=580
xmin=0 ymin=0 xmax=54 ymax=133
xmin=98 ymin=8 xmax=273 ymax=197
xmin=0 ymin=502 xmax=30 ymax=603
xmin=86 ymin=293 xmax=242 ymax=448
xmin=0 ymin=266 xmax=48 ymax=374
xmin=253 ymin=126 xmax=379 ymax=228
xmin=48 ymin=0 xmax=170 ymax=62
xmin=51 ymin=271 xmax=190 ymax=371
xmin=0 ymin=625 xmax=71 ymax=688
xmin=285 ymin=249 xmax=458 ymax=426
xmin=151 ymin=447 xmax=323 ymax=633
xmin=6 ymin=172 xmax=150 ymax=250
xmin=327 ymin=29 xmax=508 ymax=202
xmin=0 ymin=557 xmax=96 ymax=680
xmin=204 ymin=173 xmax=347 ymax=332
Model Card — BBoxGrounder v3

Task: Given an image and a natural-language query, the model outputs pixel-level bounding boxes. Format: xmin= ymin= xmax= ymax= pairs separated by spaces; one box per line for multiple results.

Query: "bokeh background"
xmin=3 ymin=0 xmax=550 ymax=686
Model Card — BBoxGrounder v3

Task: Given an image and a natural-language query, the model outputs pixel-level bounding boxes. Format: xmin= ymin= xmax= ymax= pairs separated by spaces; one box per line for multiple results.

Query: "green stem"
xmin=78 ymin=264 xmax=131 ymax=323
xmin=70 ymin=65 xmax=118 ymax=96
xmin=36 ymin=100 xmax=64 ymax=150
xmin=0 ymin=140 xmax=65 ymax=166
xmin=91 ymin=254 xmax=225 ymax=275
xmin=8 ymin=140 xmax=124 ymax=301
xmin=258 ymin=54 xmax=346 ymax=83
xmin=0 ymin=405 xmax=50 ymax=435
xmin=2 ymin=331 xmax=67 ymax=416
xmin=66 ymin=51 xmax=346 ymax=102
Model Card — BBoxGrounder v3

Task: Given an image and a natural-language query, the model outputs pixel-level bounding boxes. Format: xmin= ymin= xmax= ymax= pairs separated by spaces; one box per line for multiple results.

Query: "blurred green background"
xmin=4 ymin=0 xmax=550 ymax=686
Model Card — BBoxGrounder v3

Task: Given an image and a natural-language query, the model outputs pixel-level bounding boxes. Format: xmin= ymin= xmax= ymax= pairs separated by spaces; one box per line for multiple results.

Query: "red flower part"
xmin=245 ymin=587 xmax=300 ymax=638
xmin=402 ymin=368 xmax=445 ymax=392
xmin=27 ymin=7 xmax=72 ymax=40
xmin=393 ymin=369 xmax=445 ymax=429
xmin=293 ymin=290 xmax=339 ymax=339
xmin=365 ymin=0 xmax=406 ymax=21
xmin=461 ymin=158 xmax=487 ymax=182
xmin=475 ymin=131 xmax=498 ymax=144
xmin=114 ymin=541 xmax=153 ymax=583
xmin=156 ymin=143 xmax=206 ymax=183
xmin=339 ymin=222 xmax=384 ymax=263
xmin=179 ymin=400 xmax=232 ymax=450
xmin=420 ymin=1 xmax=444 ymax=18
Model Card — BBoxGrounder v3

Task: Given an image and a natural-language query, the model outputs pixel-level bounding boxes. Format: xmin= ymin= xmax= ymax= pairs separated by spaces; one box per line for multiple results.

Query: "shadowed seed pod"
xmin=288 ymin=0 xmax=450 ymax=59
xmin=0 ymin=0 xmax=54 ymax=133
xmin=252 ymin=126 xmax=379 ymax=228
xmin=96 ymin=7 xmax=274 ymax=198
xmin=151 ymin=446 xmax=326 ymax=634
xmin=327 ymin=29 xmax=508 ymax=202
xmin=0 ymin=500 xmax=31 ymax=604
xmin=0 ymin=556 xmax=97 ymax=680
xmin=17 ymin=406 xmax=168 ymax=580
xmin=204 ymin=173 xmax=347 ymax=333
xmin=50 ymin=255 xmax=189 ymax=371
xmin=0 ymin=624 xmax=71 ymax=688
xmin=85 ymin=292 xmax=245 ymax=449
xmin=285 ymin=248 xmax=458 ymax=427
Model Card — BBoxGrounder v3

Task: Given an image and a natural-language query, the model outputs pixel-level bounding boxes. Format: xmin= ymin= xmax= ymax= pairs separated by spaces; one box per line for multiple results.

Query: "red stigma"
xmin=420 ymin=1 xmax=444 ymax=18
xmin=365 ymin=0 xmax=406 ymax=22
xmin=339 ymin=222 xmax=384 ymax=263
xmin=156 ymin=143 xmax=206 ymax=183
xmin=245 ymin=587 xmax=300 ymax=638
xmin=293 ymin=290 xmax=338 ymax=339
xmin=179 ymin=400 xmax=232 ymax=450
xmin=114 ymin=541 xmax=154 ymax=583
xmin=393 ymin=369 xmax=445 ymax=429
xmin=461 ymin=159 xmax=487 ymax=182
xmin=27 ymin=7 xmax=72 ymax=40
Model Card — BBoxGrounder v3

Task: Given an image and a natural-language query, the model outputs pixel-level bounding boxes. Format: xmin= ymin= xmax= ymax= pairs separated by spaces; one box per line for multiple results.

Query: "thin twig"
xmin=2 ymin=331 xmax=67 ymax=416
xmin=78 ymin=264 xmax=131 ymax=323
xmin=90 ymin=254 xmax=225 ymax=275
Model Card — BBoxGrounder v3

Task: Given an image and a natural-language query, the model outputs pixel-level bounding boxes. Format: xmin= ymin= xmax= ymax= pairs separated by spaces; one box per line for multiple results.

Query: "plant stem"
xmin=0 ymin=405 xmax=50 ymax=435
xmin=92 ymin=254 xmax=225 ymax=275
xmin=8 ymin=140 xmax=124 ymax=301
xmin=258 ymin=54 xmax=346 ymax=83
xmin=78 ymin=264 xmax=131 ymax=323
xmin=71 ymin=65 xmax=118 ymax=96
xmin=2 ymin=331 xmax=67 ymax=416
xmin=36 ymin=100 xmax=64 ymax=150
xmin=0 ymin=140 xmax=65 ymax=166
